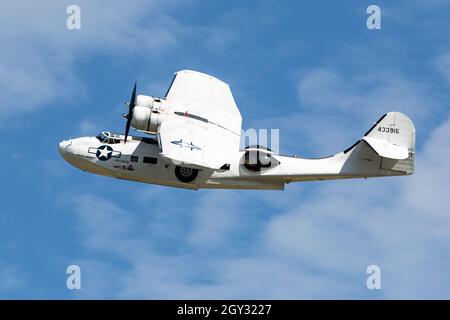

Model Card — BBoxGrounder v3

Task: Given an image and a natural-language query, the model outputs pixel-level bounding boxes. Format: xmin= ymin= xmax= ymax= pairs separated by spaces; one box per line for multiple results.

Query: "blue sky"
xmin=1 ymin=0 xmax=450 ymax=298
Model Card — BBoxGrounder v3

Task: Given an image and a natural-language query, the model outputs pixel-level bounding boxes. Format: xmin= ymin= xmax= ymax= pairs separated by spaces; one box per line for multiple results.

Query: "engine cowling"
xmin=131 ymin=104 xmax=160 ymax=133
xmin=136 ymin=95 xmax=154 ymax=107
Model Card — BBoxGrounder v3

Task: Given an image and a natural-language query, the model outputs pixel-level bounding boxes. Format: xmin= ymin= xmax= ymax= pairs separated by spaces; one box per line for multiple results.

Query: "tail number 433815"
xmin=378 ymin=127 xmax=399 ymax=134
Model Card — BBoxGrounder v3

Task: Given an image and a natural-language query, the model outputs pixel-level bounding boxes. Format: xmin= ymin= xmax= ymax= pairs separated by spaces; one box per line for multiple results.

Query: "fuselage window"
xmin=96 ymin=133 xmax=108 ymax=143
xmin=141 ymin=137 xmax=158 ymax=145
xmin=130 ymin=156 xmax=139 ymax=162
xmin=143 ymin=157 xmax=157 ymax=164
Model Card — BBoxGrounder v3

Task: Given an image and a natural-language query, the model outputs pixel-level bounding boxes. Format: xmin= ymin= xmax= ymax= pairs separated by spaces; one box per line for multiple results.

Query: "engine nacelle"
xmin=136 ymin=95 xmax=154 ymax=107
xmin=131 ymin=105 xmax=160 ymax=133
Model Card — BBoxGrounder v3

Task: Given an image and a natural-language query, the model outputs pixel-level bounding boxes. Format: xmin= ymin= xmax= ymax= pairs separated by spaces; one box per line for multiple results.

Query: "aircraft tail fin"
xmin=364 ymin=112 xmax=415 ymax=151
xmin=343 ymin=112 xmax=415 ymax=175
xmin=362 ymin=112 xmax=415 ymax=174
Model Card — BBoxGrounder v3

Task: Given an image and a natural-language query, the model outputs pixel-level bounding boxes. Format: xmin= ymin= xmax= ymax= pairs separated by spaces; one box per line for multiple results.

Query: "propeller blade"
xmin=124 ymin=81 xmax=136 ymax=144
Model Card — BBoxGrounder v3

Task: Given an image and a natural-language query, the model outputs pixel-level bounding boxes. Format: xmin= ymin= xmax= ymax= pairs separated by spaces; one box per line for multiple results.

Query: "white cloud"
xmin=296 ymin=68 xmax=437 ymax=122
xmin=188 ymin=191 xmax=244 ymax=250
xmin=259 ymin=64 xmax=440 ymax=157
xmin=78 ymin=119 xmax=101 ymax=136
xmin=0 ymin=0 xmax=189 ymax=124
xmin=70 ymin=195 xmax=137 ymax=253
xmin=41 ymin=158 xmax=68 ymax=178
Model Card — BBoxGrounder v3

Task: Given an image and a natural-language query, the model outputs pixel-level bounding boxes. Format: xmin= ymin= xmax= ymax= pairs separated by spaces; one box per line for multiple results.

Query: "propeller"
xmin=124 ymin=81 xmax=137 ymax=144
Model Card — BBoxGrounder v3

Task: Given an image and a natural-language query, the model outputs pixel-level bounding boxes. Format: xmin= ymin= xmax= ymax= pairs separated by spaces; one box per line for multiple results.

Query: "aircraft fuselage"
xmin=58 ymin=132 xmax=410 ymax=190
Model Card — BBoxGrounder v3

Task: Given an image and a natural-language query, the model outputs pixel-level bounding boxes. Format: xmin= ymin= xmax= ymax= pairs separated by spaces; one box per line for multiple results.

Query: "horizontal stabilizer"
xmin=362 ymin=136 xmax=409 ymax=160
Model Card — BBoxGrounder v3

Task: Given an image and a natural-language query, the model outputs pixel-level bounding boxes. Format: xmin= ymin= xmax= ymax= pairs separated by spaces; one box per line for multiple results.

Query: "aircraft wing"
xmin=159 ymin=70 xmax=242 ymax=169
xmin=159 ymin=116 xmax=240 ymax=169
xmin=165 ymin=70 xmax=242 ymax=135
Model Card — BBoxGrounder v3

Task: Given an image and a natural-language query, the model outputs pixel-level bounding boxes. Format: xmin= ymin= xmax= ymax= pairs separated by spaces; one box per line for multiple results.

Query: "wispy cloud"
xmin=257 ymin=59 xmax=441 ymax=157
xmin=78 ymin=119 xmax=102 ymax=136
xmin=0 ymin=0 xmax=190 ymax=124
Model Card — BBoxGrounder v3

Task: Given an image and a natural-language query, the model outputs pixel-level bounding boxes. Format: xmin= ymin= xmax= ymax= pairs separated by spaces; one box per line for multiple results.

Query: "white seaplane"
xmin=58 ymin=70 xmax=415 ymax=190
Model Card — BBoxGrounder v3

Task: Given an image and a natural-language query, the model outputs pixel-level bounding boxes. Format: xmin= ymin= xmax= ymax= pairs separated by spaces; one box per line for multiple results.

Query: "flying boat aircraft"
xmin=58 ymin=70 xmax=415 ymax=190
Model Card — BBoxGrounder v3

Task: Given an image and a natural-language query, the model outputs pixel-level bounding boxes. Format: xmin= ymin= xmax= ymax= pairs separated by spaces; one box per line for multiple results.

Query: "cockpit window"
xmin=96 ymin=132 xmax=108 ymax=143
xmin=96 ymin=131 xmax=121 ymax=144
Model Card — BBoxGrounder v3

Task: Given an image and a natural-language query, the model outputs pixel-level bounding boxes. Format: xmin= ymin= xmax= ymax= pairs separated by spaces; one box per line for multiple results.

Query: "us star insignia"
xmin=170 ymin=139 xmax=201 ymax=151
xmin=88 ymin=145 xmax=121 ymax=161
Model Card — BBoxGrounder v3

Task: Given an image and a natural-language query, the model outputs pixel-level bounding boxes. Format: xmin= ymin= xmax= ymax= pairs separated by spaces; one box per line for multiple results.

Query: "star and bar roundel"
xmin=88 ymin=145 xmax=121 ymax=161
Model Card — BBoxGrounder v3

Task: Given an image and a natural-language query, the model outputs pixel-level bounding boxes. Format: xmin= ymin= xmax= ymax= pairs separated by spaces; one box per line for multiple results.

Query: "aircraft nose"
xmin=58 ymin=140 xmax=72 ymax=155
